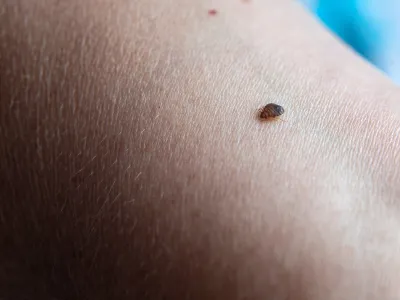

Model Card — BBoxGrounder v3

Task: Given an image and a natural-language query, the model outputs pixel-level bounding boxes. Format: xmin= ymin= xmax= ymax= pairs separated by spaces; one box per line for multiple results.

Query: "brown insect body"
xmin=259 ymin=103 xmax=285 ymax=120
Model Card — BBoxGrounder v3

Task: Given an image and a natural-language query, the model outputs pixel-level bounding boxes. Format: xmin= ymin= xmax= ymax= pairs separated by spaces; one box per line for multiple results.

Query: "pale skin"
xmin=1 ymin=0 xmax=400 ymax=299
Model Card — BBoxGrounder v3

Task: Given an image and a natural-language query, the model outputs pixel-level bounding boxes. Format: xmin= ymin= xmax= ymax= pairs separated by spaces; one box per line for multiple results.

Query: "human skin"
xmin=1 ymin=0 xmax=400 ymax=299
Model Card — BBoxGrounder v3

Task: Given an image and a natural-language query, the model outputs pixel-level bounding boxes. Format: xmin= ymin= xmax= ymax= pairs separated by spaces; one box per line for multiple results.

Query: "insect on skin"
xmin=258 ymin=103 xmax=285 ymax=121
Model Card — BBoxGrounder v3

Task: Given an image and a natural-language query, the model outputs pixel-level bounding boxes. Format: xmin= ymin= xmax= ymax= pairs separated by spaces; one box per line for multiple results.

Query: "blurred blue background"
xmin=300 ymin=0 xmax=400 ymax=84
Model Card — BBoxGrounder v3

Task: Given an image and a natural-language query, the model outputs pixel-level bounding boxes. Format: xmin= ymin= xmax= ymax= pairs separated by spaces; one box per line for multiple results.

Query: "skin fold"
xmin=1 ymin=0 xmax=400 ymax=299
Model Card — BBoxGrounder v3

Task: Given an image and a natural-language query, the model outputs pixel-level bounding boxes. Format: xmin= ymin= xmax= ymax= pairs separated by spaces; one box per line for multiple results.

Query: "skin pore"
xmin=1 ymin=0 xmax=400 ymax=299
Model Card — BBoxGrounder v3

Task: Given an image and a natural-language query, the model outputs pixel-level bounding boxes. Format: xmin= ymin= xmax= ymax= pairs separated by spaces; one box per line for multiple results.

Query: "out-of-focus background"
xmin=300 ymin=0 xmax=400 ymax=85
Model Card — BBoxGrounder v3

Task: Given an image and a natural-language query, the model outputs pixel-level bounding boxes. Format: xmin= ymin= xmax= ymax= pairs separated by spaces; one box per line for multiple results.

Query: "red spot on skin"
xmin=208 ymin=9 xmax=217 ymax=16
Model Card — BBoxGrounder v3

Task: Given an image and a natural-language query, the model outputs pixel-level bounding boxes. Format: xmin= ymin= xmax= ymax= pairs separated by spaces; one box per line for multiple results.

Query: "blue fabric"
xmin=301 ymin=0 xmax=400 ymax=84
xmin=315 ymin=1 xmax=383 ymax=63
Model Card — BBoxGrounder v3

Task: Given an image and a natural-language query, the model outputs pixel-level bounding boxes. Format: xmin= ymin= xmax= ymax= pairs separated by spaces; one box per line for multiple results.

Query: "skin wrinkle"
xmin=280 ymin=46 xmax=400 ymax=203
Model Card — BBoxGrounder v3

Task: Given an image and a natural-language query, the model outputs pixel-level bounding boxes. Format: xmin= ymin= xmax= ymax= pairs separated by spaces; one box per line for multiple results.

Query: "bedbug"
xmin=258 ymin=103 xmax=285 ymax=121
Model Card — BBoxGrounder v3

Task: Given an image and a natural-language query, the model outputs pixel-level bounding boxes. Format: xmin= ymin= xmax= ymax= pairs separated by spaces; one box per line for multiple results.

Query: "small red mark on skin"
xmin=208 ymin=9 xmax=217 ymax=16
